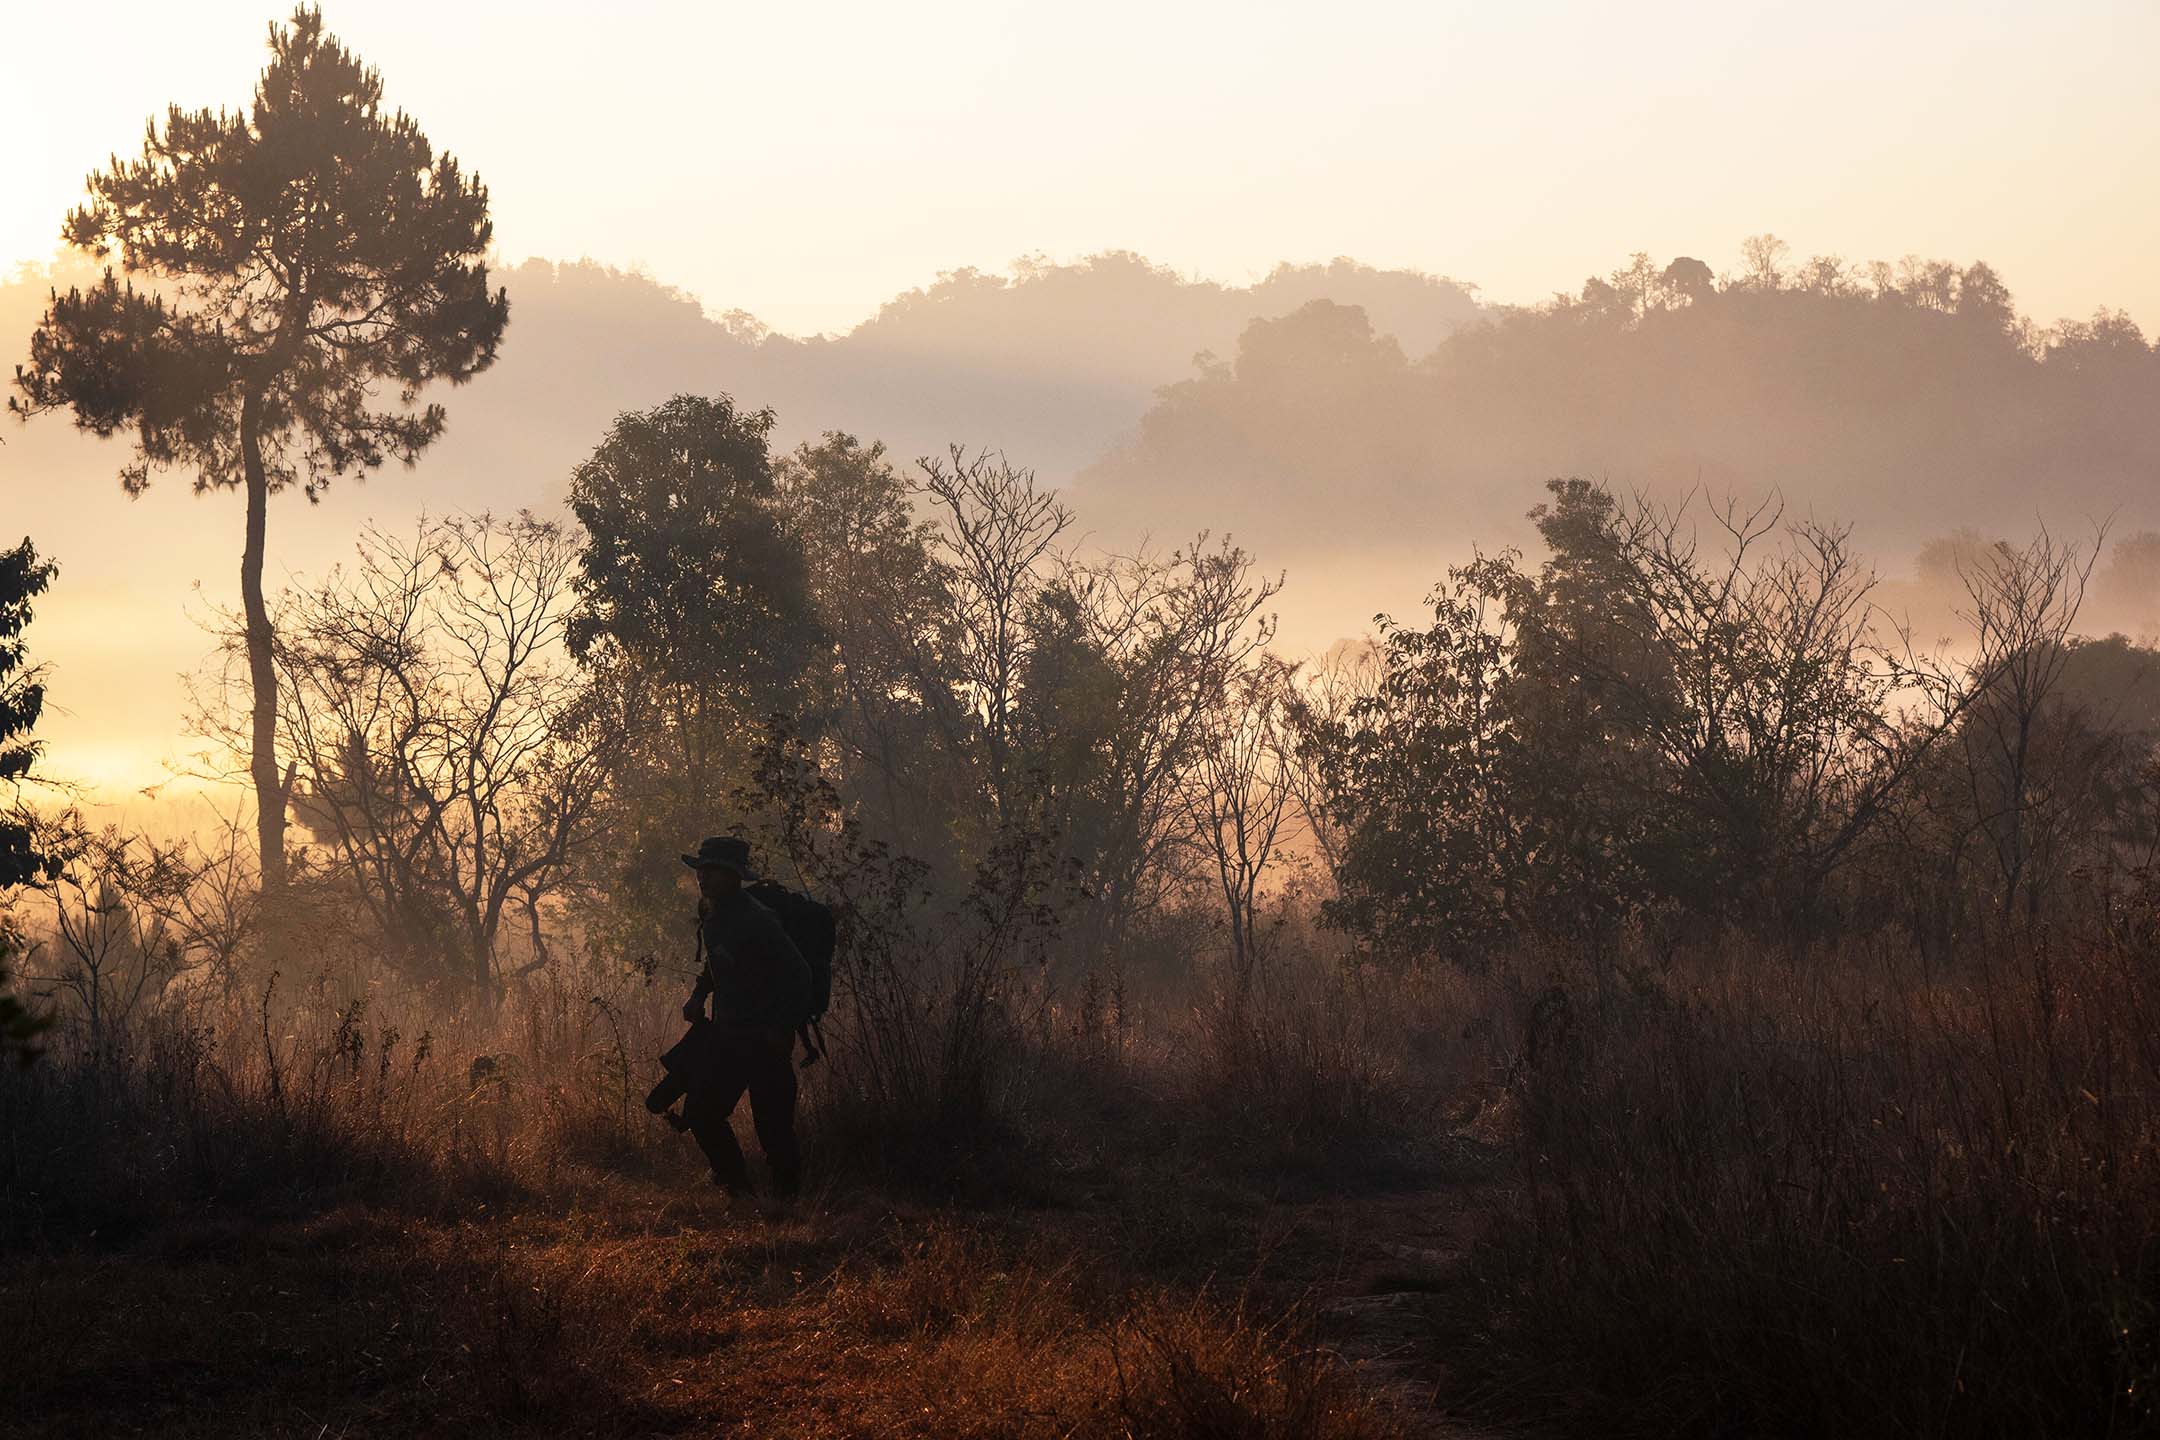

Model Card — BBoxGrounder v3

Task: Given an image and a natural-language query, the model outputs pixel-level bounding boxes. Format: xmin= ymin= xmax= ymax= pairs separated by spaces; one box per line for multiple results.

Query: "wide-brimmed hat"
xmin=681 ymin=835 xmax=757 ymax=878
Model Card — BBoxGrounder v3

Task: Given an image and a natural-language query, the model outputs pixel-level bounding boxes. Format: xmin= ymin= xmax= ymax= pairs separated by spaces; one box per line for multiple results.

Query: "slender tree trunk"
xmin=241 ymin=394 xmax=287 ymax=893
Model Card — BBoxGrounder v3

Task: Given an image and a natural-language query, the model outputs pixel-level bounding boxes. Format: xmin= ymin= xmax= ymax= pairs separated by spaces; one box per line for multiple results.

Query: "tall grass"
xmin=0 ymin=890 xmax=1460 ymax=1235
xmin=1 ymin=920 xmax=1417 ymax=1437
xmin=1444 ymin=921 xmax=2160 ymax=1438
xmin=0 ymin=960 xmax=694 ymax=1239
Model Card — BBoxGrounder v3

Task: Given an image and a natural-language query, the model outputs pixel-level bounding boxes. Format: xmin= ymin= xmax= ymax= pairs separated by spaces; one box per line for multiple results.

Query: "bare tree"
xmin=202 ymin=514 xmax=615 ymax=997
xmin=1186 ymin=656 xmax=1299 ymax=993
xmin=1954 ymin=526 xmax=2104 ymax=918
xmin=1067 ymin=537 xmax=1281 ymax=953
xmin=35 ymin=822 xmax=199 ymax=1062
xmin=913 ymin=447 xmax=1074 ymax=828
xmin=1538 ymin=487 xmax=1952 ymax=919
xmin=171 ymin=808 xmax=262 ymax=1000
xmin=1738 ymin=233 xmax=1790 ymax=290
xmin=828 ymin=450 xmax=1279 ymax=967
xmin=1279 ymin=640 xmax=1382 ymax=879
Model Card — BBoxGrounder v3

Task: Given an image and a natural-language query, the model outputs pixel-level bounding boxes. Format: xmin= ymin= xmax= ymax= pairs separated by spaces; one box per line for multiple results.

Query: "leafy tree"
xmin=1311 ymin=552 xmax=1553 ymax=961
xmin=10 ymin=7 xmax=508 ymax=891
xmin=567 ymin=394 xmax=821 ymax=779
xmin=1 ymin=538 xmax=57 ymax=1061
xmin=0 ymin=541 xmax=54 ymax=889
xmin=772 ymin=434 xmax=964 ymax=866
xmin=566 ymin=394 xmax=821 ymax=958
xmin=1008 ymin=578 xmax=1123 ymax=857
xmin=1659 ymin=256 xmax=1716 ymax=305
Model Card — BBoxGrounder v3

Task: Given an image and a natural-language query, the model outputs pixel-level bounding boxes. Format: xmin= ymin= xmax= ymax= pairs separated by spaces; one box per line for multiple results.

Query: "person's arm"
xmin=682 ymin=920 xmax=711 ymax=1022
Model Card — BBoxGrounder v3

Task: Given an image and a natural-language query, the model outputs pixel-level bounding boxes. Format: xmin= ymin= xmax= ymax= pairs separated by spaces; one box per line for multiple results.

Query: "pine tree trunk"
xmin=241 ymin=394 xmax=286 ymax=893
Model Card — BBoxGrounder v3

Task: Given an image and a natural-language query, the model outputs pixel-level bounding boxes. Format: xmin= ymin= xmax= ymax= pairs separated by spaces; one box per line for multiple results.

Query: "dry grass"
xmin=1438 ymin=924 xmax=2160 ymax=1438
xmin=0 ymin=948 xmax=1429 ymax=1437
xmin=27 ymin=897 xmax=2152 ymax=1436
xmin=3 ymin=1186 xmax=1406 ymax=1437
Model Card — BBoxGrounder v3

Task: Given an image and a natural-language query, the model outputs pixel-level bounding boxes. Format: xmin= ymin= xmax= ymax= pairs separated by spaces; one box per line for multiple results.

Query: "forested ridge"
xmin=1087 ymin=242 xmax=2160 ymax=598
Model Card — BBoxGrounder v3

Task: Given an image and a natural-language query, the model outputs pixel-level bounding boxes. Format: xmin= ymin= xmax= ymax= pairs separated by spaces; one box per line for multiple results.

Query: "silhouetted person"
xmin=647 ymin=836 xmax=812 ymax=1200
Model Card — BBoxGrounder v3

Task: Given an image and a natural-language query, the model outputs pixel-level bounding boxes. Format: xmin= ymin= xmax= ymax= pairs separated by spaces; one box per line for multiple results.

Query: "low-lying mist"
xmin=6 ymin=240 xmax=2154 ymax=799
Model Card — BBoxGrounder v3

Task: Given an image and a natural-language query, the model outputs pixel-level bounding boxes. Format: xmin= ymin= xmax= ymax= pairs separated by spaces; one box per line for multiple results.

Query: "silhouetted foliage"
xmin=771 ymin=434 xmax=967 ymax=872
xmin=1882 ymin=539 xmax=2160 ymax=946
xmin=11 ymin=202 xmax=2160 ymax=1439
xmin=0 ymin=538 xmax=57 ymax=1062
xmin=567 ymin=394 xmax=819 ymax=712
xmin=0 ymin=540 xmax=55 ymax=890
xmin=1307 ymin=479 xmax=1965 ymax=959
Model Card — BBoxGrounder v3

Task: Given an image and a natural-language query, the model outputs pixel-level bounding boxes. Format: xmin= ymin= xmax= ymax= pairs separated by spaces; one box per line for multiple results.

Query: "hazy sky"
xmin=5 ymin=0 xmax=2157 ymax=337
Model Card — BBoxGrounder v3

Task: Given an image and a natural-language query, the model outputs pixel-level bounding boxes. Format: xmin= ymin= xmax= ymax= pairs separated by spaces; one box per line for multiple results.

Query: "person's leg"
xmin=745 ymin=1030 xmax=802 ymax=1196
xmin=683 ymin=1068 xmax=752 ymax=1193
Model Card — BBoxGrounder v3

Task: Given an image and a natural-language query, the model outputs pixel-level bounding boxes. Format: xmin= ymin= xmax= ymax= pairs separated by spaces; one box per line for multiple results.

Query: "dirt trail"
xmin=1298 ymin=1188 xmax=1502 ymax=1436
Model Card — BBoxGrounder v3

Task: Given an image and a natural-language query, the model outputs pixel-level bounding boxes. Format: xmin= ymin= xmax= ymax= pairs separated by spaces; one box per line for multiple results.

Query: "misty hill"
xmin=411 ymin=250 xmax=1483 ymax=497
xmin=1079 ymin=246 xmax=2160 ymax=643
xmin=0 ymin=252 xmax=1478 ymax=791
xmin=800 ymin=252 xmax=1480 ymax=477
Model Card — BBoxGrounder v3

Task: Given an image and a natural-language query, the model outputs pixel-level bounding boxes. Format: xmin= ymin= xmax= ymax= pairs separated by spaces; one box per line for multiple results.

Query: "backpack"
xmin=746 ymin=879 xmax=836 ymax=1021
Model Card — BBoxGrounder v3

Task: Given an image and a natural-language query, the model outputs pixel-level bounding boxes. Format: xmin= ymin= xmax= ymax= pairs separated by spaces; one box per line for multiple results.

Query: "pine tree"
xmin=11 ymin=6 xmax=508 ymax=890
